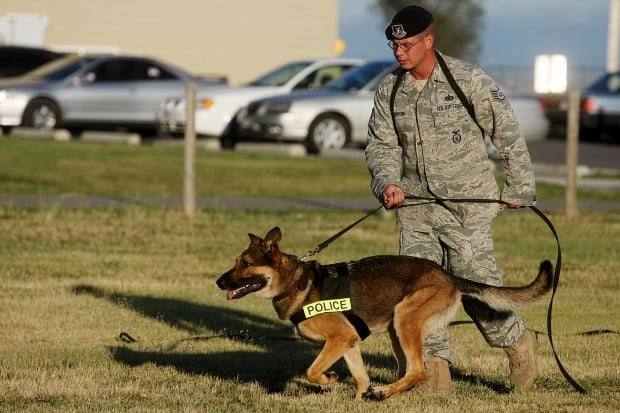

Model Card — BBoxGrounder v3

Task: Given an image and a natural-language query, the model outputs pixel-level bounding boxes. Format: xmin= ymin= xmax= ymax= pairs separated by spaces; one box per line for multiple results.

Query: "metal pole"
xmin=184 ymin=83 xmax=196 ymax=218
xmin=565 ymin=90 xmax=580 ymax=220
xmin=607 ymin=0 xmax=620 ymax=72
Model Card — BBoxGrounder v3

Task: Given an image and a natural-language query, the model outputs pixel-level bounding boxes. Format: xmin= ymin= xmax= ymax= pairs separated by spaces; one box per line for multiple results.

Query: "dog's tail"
xmin=454 ymin=260 xmax=553 ymax=310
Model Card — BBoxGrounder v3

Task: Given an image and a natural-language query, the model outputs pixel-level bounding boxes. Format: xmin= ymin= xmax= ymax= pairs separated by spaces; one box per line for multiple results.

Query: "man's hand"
xmin=500 ymin=202 xmax=523 ymax=209
xmin=382 ymin=184 xmax=405 ymax=209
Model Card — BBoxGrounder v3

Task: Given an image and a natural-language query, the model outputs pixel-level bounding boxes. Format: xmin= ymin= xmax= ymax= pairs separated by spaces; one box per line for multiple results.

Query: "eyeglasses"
xmin=387 ymin=38 xmax=423 ymax=52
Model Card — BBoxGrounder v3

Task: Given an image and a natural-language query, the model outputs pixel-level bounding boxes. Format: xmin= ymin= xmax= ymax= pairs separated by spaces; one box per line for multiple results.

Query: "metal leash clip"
xmin=299 ymin=246 xmax=320 ymax=262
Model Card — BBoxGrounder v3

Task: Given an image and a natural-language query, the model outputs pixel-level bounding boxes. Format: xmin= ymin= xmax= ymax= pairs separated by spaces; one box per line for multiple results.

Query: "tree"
xmin=371 ymin=0 xmax=485 ymax=63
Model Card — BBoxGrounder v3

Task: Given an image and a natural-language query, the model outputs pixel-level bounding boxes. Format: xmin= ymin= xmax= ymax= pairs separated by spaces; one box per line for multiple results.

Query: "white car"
xmin=238 ymin=61 xmax=550 ymax=154
xmin=156 ymin=58 xmax=363 ymax=147
xmin=237 ymin=61 xmax=397 ymax=153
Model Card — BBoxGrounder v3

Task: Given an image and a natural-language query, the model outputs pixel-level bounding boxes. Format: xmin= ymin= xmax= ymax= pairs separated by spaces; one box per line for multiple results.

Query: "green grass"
xmin=1 ymin=137 xmax=619 ymax=202
xmin=0 ymin=137 xmax=618 ymax=412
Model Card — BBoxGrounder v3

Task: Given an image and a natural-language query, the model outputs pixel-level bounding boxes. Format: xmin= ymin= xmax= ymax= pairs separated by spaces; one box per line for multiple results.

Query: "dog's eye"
xmin=240 ymin=259 xmax=251 ymax=268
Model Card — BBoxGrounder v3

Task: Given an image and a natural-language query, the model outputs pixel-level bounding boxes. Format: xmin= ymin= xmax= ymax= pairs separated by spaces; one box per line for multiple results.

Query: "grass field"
xmin=0 ymin=138 xmax=619 ymax=412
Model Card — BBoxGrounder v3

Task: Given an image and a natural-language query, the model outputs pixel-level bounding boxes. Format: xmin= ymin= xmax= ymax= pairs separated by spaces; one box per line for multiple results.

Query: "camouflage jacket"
xmin=365 ymin=51 xmax=537 ymax=228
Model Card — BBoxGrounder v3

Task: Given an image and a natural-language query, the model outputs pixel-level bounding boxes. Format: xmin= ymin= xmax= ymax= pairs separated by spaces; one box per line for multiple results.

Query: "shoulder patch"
xmin=491 ymin=89 xmax=505 ymax=101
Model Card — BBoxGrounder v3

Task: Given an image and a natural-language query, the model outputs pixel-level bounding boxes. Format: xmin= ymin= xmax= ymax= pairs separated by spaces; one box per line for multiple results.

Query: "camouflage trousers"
xmin=399 ymin=206 xmax=527 ymax=363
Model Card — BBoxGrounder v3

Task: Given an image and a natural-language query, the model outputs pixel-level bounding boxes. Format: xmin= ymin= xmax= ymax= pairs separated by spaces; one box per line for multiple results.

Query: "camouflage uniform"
xmin=365 ymin=51 xmax=537 ymax=362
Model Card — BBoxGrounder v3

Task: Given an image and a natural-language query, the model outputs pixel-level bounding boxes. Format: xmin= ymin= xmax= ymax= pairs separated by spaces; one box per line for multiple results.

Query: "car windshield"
xmin=324 ymin=61 xmax=395 ymax=91
xmin=22 ymin=55 xmax=99 ymax=81
xmin=248 ymin=61 xmax=312 ymax=87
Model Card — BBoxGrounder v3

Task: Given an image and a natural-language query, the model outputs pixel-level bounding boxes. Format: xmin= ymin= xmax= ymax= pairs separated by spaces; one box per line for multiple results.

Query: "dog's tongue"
xmin=226 ymin=289 xmax=238 ymax=300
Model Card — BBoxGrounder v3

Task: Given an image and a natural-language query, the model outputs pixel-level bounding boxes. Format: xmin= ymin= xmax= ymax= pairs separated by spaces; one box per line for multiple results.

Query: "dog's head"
xmin=216 ymin=227 xmax=297 ymax=300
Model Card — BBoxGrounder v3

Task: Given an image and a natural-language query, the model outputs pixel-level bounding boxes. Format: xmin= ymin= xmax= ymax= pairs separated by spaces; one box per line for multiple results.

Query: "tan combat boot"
xmin=413 ymin=356 xmax=454 ymax=395
xmin=504 ymin=329 xmax=538 ymax=391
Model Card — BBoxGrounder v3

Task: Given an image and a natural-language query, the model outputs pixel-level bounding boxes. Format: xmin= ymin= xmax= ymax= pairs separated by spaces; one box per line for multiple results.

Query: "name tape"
xmin=303 ymin=298 xmax=352 ymax=318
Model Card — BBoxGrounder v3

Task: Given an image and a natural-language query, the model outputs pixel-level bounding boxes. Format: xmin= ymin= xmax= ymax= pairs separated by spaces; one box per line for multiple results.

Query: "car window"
xmin=588 ymin=72 xmax=620 ymax=94
xmin=248 ymin=62 xmax=312 ymax=87
xmin=91 ymin=60 xmax=140 ymax=82
xmin=326 ymin=61 xmax=395 ymax=91
xmin=134 ymin=61 xmax=177 ymax=81
xmin=23 ymin=56 xmax=96 ymax=81
xmin=292 ymin=64 xmax=358 ymax=90
xmin=607 ymin=74 xmax=620 ymax=93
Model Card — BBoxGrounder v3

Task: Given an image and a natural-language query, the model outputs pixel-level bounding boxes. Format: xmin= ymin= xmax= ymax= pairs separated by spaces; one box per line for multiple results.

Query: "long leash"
xmin=299 ymin=204 xmax=384 ymax=261
xmin=302 ymin=195 xmax=588 ymax=394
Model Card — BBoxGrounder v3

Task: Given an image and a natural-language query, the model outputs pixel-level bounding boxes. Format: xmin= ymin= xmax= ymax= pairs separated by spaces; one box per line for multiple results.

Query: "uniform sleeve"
xmin=470 ymin=70 xmax=537 ymax=206
xmin=365 ymin=77 xmax=404 ymax=200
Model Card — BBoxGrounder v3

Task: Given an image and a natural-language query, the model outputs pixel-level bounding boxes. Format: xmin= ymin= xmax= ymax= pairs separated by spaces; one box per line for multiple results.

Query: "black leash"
xmin=300 ymin=204 xmax=384 ymax=261
xmin=302 ymin=194 xmax=588 ymax=393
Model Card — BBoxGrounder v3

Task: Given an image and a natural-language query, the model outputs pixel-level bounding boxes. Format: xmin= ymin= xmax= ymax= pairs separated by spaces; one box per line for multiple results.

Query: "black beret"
xmin=385 ymin=5 xmax=433 ymax=40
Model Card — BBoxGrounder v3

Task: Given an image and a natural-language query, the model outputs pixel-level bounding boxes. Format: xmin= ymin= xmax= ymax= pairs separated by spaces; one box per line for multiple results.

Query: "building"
xmin=0 ymin=0 xmax=342 ymax=85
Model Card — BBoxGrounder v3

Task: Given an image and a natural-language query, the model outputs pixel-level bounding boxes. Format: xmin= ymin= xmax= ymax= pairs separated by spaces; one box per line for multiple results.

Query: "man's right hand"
xmin=382 ymin=184 xmax=405 ymax=209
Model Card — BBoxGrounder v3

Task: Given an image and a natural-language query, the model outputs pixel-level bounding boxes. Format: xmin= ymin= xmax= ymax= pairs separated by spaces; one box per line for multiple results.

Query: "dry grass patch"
xmin=0 ymin=207 xmax=618 ymax=412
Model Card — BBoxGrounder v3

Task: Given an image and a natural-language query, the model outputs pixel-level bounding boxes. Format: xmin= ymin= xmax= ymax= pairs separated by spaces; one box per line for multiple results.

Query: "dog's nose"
xmin=216 ymin=275 xmax=228 ymax=290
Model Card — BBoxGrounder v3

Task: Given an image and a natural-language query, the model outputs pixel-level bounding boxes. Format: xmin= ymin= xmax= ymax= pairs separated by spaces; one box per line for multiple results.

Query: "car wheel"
xmin=307 ymin=114 xmax=349 ymax=154
xmin=221 ymin=118 xmax=240 ymax=149
xmin=1 ymin=126 xmax=12 ymax=136
xmin=22 ymin=99 xmax=61 ymax=129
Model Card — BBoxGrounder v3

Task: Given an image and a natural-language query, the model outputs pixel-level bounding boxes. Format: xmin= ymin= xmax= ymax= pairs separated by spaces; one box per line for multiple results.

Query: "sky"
xmin=338 ymin=0 xmax=611 ymax=90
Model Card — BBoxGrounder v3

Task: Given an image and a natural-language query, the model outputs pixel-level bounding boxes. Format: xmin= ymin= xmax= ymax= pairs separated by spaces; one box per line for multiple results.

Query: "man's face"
xmin=389 ymin=33 xmax=430 ymax=70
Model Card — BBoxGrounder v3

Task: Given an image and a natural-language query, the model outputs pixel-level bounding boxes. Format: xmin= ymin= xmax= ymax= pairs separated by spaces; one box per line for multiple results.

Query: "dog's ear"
xmin=263 ymin=227 xmax=283 ymax=261
xmin=264 ymin=227 xmax=282 ymax=244
xmin=248 ymin=233 xmax=263 ymax=247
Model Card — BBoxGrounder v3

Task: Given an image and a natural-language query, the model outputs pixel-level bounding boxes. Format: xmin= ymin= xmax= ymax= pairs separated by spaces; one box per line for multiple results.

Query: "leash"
xmin=299 ymin=204 xmax=384 ymax=261
xmin=301 ymin=194 xmax=588 ymax=393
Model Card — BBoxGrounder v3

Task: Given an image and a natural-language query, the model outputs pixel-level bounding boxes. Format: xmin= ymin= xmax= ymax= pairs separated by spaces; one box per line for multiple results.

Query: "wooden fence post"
xmin=565 ymin=90 xmax=580 ymax=220
xmin=184 ymin=83 xmax=196 ymax=218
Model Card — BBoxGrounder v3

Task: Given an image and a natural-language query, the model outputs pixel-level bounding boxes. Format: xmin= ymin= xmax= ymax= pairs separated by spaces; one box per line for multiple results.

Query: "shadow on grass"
xmin=71 ymin=284 xmax=381 ymax=394
xmin=71 ymin=284 xmax=509 ymax=395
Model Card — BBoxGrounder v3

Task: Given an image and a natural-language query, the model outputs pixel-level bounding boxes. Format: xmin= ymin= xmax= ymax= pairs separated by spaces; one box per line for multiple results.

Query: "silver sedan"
xmin=237 ymin=61 xmax=397 ymax=153
xmin=238 ymin=61 xmax=549 ymax=154
xmin=0 ymin=54 xmax=227 ymax=135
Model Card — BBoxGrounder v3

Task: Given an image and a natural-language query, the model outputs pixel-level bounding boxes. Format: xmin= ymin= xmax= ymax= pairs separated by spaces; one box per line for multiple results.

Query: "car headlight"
xmin=161 ymin=98 xmax=178 ymax=111
xmin=0 ymin=89 xmax=9 ymax=102
xmin=262 ymin=101 xmax=291 ymax=115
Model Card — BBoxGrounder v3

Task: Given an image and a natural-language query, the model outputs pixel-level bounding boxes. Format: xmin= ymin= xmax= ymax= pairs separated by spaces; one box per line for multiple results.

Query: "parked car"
xmin=156 ymin=58 xmax=364 ymax=147
xmin=0 ymin=45 xmax=66 ymax=78
xmin=0 ymin=54 xmax=228 ymax=135
xmin=238 ymin=62 xmax=549 ymax=154
xmin=579 ymin=71 xmax=620 ymax=137
xmin=237 ymin=60 xmax=396 ymax=153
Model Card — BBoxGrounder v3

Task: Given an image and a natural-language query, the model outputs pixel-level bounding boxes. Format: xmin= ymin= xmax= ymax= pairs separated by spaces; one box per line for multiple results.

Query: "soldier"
xmin=365 ymin=5 xmax=539 ymax=394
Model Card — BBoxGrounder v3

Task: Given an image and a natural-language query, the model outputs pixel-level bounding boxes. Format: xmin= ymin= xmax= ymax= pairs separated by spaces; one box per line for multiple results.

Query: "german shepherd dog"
xmin=216 ymin=227 xmax=552 ymax=400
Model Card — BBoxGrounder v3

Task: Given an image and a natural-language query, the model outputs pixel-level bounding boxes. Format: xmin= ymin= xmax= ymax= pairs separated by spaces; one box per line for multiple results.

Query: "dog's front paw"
xmin=362 ymin=386 xmax=386 ymax=401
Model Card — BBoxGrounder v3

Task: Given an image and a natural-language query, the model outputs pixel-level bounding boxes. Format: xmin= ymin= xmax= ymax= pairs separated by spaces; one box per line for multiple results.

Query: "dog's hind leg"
xmin=388 ymin=320 xmax=407 ymax=378
xmin=364 ymin=286 xmax=455 ymax=400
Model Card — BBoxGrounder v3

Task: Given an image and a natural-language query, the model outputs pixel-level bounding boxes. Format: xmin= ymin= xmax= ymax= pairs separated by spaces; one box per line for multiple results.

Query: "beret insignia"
xmin=391 ymin=24 xmax=407 ymax=39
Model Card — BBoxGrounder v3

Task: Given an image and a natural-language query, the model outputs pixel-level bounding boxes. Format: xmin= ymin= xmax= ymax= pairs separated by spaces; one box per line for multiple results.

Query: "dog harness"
xmin=289 ymin=263 xmax=371 ymax=340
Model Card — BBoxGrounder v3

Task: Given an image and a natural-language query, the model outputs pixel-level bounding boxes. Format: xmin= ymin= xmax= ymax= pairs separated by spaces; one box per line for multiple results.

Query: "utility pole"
xmin=608 ymin=0 xmax=620 ymax=72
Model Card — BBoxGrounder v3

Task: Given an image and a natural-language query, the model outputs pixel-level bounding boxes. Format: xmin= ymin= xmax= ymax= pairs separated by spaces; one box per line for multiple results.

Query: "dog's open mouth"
xmin=226 ymin=280 xmax=267 ymax=300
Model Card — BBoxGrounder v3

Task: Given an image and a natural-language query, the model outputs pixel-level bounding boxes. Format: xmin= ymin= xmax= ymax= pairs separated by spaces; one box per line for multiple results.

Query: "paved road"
xmin=527 ymin=138 xmax=619 ymax=170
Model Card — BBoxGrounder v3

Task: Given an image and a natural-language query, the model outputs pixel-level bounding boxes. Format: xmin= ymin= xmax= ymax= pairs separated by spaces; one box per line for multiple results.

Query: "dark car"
xmin=579 ymin=71 xmax=620 ymax=137
xmin=0 ymin=45 xmax=66 ymax=78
